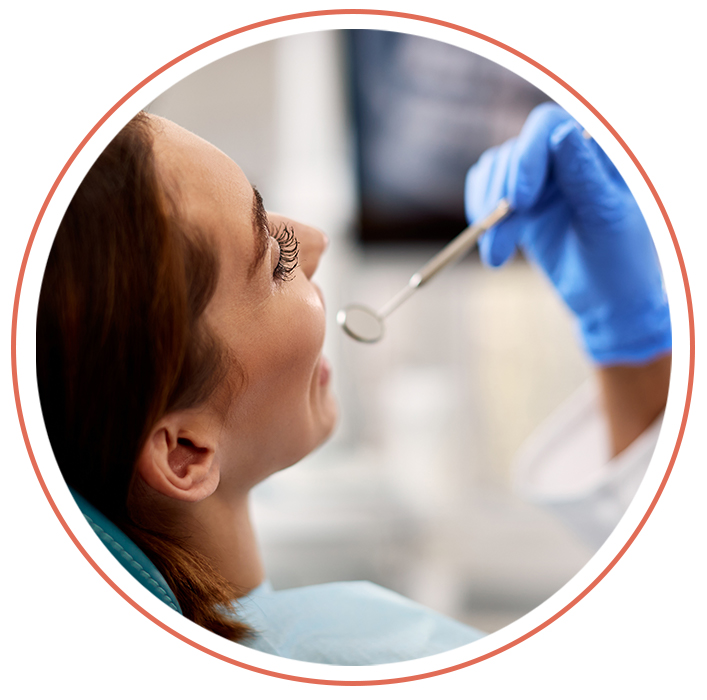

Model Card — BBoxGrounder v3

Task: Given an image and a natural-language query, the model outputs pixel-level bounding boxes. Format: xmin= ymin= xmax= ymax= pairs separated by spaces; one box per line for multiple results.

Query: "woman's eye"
xmin=271 ymin=222 xmax=299 ymax=281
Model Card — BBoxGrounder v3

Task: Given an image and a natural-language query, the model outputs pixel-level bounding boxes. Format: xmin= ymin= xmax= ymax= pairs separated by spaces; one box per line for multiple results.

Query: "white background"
xmin=3 ymin=1 xmax=705 ymax=697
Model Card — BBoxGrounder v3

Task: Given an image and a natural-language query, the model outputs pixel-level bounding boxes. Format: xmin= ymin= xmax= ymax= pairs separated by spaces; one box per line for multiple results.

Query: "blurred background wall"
xmin=148 ymin=30 xmax=595 ymax=633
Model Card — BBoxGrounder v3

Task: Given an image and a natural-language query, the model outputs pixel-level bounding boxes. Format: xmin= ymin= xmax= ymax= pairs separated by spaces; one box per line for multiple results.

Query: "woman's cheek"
xmin=286 ymin=288 xmax=327 ymax=354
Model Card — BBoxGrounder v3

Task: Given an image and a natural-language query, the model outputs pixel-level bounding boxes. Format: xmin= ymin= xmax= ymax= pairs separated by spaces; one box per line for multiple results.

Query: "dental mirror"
xmin=338 ymin=199 xmax=512 ymax=343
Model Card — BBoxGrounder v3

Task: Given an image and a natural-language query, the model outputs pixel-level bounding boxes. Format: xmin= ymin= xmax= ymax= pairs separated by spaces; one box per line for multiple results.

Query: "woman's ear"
xmin=135 ymin=414 xmax=220 ymax=502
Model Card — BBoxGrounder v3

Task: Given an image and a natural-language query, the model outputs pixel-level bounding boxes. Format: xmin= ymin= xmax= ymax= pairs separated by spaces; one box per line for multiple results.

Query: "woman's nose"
xmin=295 ymin=222 xmax=328 ymax=279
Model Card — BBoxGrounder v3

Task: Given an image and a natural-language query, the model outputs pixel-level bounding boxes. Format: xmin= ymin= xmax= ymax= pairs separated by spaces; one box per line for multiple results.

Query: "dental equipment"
xmin=337 ymin=199 xmax=512 ymax=343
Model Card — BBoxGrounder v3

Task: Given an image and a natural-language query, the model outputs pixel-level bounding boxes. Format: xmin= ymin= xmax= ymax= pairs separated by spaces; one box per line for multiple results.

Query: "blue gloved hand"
xmin=464 ymin=102 xmax=671 ymax=365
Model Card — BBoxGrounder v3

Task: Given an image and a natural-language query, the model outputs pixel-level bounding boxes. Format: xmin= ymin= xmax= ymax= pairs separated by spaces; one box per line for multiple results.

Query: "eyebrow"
xmin=248 ymin=186 xmax=270 ymax=279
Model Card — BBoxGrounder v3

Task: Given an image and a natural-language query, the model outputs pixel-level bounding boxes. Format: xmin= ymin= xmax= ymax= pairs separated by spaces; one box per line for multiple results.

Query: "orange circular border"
xmin=11 ymin=9 xmax=695 ymax=687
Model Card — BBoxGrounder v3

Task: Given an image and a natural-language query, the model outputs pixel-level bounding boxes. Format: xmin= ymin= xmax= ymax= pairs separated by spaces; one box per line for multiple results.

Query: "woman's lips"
xmin=318 ymin=355 xmax=331 ymax=386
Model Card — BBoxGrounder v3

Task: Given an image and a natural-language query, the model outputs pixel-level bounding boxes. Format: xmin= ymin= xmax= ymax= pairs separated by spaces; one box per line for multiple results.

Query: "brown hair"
xmin=36 ymin=112 xmax=250 ymax=641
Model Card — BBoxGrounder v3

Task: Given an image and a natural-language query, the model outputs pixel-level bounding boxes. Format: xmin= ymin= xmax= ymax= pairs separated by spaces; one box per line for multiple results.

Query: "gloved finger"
xmin=591 ymin=138 xmax=623 ymax=184
xmin=549 ymin=121 xmax=626 ymax=230
xmin=472 ymin=103 xmax=573 ymax=266
xmin=465 ymin=142 xmax=522 ymax=267
xmin=477 ymin=216 xmax=531 ymax=267
xmin=464 ymin=141 xmax=513 ymax=220
xmin=510 ymin=103 xmax=574 ymax=209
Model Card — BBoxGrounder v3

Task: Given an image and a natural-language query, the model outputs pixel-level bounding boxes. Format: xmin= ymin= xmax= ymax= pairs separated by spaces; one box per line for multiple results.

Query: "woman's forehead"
xmin=149 ymin=115 xmax=258 ymax=280
xmin=150 ymin=115 xmax=252 ymax=219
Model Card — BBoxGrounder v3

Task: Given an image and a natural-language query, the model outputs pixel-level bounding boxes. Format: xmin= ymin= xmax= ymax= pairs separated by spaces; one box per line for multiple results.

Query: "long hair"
xmin=36 ymin=112 xmax=250 ymax=641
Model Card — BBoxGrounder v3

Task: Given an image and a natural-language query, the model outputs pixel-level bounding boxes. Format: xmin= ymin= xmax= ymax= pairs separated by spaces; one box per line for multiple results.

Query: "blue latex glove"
xmin=465 ymin=102 xmax=671 ymax=365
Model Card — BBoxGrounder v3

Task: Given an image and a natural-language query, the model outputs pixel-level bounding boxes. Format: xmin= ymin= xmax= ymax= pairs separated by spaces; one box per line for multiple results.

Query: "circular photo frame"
xmin=12 ymin=9 xmax=693 ymax=686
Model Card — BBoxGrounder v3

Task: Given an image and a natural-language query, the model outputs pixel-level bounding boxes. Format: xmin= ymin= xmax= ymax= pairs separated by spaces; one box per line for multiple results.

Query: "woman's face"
xmin=151 ymin=117 xmax=337 ymax=494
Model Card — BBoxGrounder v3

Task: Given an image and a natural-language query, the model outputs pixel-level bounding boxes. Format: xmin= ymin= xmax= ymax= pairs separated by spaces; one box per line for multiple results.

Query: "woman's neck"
xmin=129 ymin=480 xmax=265 ymax=597
xmin=189 ymin=491 xmax=265 ymax=596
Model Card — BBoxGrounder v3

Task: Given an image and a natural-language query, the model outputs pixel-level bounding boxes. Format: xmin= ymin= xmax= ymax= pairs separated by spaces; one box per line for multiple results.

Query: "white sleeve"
xmin=512 ymin=380 xmax=663 ymax=548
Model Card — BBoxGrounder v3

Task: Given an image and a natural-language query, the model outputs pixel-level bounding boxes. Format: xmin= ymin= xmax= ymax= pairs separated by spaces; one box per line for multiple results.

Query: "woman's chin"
xmin=318 ymin=354 xmax=331 ymax=386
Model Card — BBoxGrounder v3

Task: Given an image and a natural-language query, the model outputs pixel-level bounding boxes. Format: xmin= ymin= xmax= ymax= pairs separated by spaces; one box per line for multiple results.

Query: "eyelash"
xmin=271 ymin=222 xmax=299 ymax=281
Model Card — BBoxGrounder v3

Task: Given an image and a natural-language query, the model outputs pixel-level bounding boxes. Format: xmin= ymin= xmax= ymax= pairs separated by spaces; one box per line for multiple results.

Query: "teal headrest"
xmin=70 ymin=488 xmax=182 ymax=614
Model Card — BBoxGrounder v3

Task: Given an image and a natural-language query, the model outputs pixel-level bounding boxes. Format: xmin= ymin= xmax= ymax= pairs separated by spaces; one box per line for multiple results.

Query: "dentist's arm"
xmin=465 ymin=103 xmax=671 ymax=457
xmin=598 ymin=355 xmax=670 ymax=457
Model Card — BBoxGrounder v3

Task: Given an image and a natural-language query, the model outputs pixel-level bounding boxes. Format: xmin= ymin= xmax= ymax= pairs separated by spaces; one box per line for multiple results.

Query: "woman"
xmin=37 ymin=104 xmax=671 ymax=664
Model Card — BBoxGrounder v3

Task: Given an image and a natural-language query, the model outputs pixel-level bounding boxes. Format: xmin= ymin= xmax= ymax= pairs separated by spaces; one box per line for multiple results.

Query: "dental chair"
xmin=70 ymin=488 xmax=182 ymax=614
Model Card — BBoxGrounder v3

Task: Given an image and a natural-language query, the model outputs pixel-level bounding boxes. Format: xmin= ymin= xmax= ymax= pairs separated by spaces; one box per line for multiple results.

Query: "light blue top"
xmin=71 ymin=488 xmax=483 ymax=666
xmin=235 ymin=580 xmax=485 ymax=665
